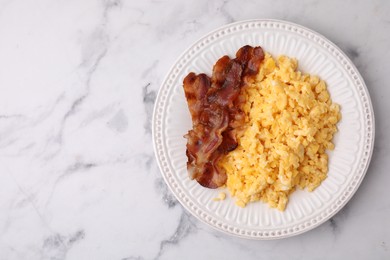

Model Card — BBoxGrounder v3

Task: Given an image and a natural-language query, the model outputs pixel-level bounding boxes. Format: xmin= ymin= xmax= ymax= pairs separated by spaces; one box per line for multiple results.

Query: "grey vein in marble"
xmin=154 ymin=177 xmax=178 ymax=209
xmin=41 ymin=230 xmax=85 ymax=260
xmin=217 ymin=0 xmax=235 ymax=23
xmin=142 ymin=82 xmax=157 ymax=134
xmin=154 ymin=212 xmax=195 ymax=260
xmin=55 ymin=0 xmax=122 ymax=148
xmin=329 ymin=218 xmax=338 ymax=232
xmin=107 ymin=109 xmax=129 ymax=133
xmin=121 ymin=256 xmax=145 ymax=260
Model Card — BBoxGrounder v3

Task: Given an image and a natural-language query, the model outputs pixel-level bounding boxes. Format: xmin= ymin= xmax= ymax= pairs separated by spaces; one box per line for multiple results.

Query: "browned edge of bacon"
xmin=183 ymin=45 xmax=265 ymax=188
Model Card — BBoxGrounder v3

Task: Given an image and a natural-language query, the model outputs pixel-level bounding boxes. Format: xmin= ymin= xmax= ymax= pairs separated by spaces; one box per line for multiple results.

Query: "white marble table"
xmin=0 ymin=0 xmax=389 ymax=259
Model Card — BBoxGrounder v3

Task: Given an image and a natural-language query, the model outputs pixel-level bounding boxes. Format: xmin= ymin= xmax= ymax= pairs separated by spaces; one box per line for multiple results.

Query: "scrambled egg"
xmin=219 ymin=53 xmax=341 ymax=211
xmin=213 ymin=192 xmax=227 ymax=201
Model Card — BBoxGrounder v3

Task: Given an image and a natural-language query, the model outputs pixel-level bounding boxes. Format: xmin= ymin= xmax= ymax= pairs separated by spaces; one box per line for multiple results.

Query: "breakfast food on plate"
xmin=213 ymin=192 xmax=227 ymax=201
xmin=219 ymin=53 xmax=341 ymax=210
xmin=183 ymin=45 xmax=341 ymax=211
xmin=183 ymin=46 xmax=265 ymax=188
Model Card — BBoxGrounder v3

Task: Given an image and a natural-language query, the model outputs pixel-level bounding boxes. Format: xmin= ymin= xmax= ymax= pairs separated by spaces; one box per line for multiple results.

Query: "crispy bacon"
xmin=183 ymin=45 xmax=264 ymax=188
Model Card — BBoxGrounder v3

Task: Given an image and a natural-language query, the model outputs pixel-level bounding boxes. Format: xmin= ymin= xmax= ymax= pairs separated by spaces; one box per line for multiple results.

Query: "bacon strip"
xmin=183 ymin=45 xmax=264 ymax=188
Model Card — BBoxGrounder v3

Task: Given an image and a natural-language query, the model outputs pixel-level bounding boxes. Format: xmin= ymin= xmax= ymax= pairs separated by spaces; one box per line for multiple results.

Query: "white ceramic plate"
xmin=152 ymin=19 xmax=375 ymax=239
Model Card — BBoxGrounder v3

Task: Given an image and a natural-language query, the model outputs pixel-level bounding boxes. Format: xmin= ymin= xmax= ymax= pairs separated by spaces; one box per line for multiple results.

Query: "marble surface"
xmin=0 ymin=0 xmax=389 ymax=259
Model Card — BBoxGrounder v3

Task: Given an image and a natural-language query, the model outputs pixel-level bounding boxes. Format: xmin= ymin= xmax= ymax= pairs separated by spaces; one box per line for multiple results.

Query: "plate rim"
xmin=152 ymin=19 xmax=375 ymax=240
